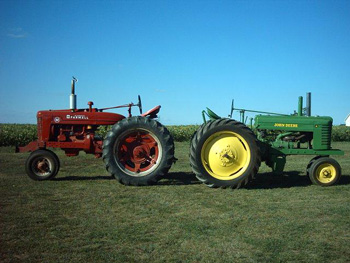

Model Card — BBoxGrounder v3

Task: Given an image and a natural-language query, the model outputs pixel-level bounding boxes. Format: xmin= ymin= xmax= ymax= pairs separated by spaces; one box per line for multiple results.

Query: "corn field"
xmin=1 ymin=123 xmax=349 ymax=147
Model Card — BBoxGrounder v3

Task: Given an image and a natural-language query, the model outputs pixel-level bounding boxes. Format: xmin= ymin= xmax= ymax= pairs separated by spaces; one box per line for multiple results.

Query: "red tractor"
xmin=16 ymin=77 xmax=175 ymax=185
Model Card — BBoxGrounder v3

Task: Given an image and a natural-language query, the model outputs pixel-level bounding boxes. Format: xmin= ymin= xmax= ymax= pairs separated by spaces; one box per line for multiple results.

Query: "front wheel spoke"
xmin=119 ymin=154 xmax=130 ymax=163
xmin=133 ymin=163 xmax=141 ymax=173
xmin=119 ymin=143 xmax=131 ymax=152
xmin=117 ymin=143 xmax=133 ymax=159
xmin=145 ymin=156 xmax=156 ymax=165
xmin=146 ymin=141 xmax=158 ymax=149
xmin=136 ymin=132 xmax=143 ymax=142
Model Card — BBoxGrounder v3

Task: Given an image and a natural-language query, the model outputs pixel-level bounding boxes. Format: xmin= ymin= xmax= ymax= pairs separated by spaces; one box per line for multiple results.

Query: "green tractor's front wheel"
xmin=190 ymin=118 xmax=261 ymax=189
xmin=307 ymin=157 xmax=341 ymax=186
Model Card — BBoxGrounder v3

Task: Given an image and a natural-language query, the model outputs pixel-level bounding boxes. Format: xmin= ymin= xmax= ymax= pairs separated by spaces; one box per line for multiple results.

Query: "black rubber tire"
xmin=102 ymin=116 xmax=175 ymax=186
xmin=190 ymin=118 xmax=261 ymax=189
xmin=25 ymin=149 xmax=60 ymax=181
xmin=307 ymin=157 xmax=341 ymax=186
xmin=306 ymin=155 xmax=323 ymax=177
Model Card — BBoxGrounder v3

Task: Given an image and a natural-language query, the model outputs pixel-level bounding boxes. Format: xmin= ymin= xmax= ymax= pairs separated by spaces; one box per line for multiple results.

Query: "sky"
xmin=0 ymin=0 xmax=349 ymax=125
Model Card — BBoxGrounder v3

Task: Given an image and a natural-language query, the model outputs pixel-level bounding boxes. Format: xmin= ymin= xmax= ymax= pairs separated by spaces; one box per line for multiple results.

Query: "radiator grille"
xmin=321 ymin=125 xmax=331 ymax=148
xmin=37 ymin=117 xmax=42 ymax=138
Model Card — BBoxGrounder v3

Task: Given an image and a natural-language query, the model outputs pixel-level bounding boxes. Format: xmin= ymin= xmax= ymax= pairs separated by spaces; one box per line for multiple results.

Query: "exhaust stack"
xmin=70 ymin=77 xmax=77 ymax=110
xmin=306 ymin=92 xmax=311 ymax=117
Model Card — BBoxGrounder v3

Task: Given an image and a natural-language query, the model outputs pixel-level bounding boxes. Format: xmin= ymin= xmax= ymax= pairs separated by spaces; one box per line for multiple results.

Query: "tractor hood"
xmin=37 ymin=109 xmax=125 ymax=126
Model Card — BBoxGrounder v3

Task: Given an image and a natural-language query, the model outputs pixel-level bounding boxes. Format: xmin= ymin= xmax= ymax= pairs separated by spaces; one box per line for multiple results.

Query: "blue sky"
xmin=1 ymin=0 xmax=349 ymax=125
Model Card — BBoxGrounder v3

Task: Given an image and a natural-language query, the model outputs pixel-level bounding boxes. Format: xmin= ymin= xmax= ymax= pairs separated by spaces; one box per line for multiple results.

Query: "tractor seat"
xmin=141 ymin=105 xmax=161 ymax=118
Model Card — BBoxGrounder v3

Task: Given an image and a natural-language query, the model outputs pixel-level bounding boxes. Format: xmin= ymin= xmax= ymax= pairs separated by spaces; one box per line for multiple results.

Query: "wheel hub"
xmin=218 ymin=145 xmax=236 ymax=167
xmin=32 ymin=157 xmax=51 ymax=176
xmin=321 ymin=168 xmax=332 ymax=178
xmin=132 ymin=145 xmax=150 ymax=163
xmin=37 ymin=159 xmax=49 ymax=173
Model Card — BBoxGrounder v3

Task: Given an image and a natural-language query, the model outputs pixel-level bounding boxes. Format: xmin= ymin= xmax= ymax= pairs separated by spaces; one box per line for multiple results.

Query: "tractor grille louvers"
xmin=321 ymin=125 xmax=331 ymax=148
xmin=37 ymin=117 xmax=42 ymax=138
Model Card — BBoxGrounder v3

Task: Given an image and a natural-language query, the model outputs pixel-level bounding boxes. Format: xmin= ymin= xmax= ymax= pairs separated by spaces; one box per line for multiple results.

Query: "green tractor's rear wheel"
xmin=190 ymin=118 xmax=261 ymax=189
xmin=307 ymin=157 xmax=341 ymax=186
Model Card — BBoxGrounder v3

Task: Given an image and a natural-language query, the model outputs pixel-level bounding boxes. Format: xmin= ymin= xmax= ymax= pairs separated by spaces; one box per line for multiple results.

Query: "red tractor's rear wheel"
xmin=102 ymin=116 xmax=174 ymax=185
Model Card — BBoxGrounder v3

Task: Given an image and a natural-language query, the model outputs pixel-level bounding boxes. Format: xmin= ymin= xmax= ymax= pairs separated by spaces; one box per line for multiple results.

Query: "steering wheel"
xmin=137 ymin=95 xmax=142 ymax=114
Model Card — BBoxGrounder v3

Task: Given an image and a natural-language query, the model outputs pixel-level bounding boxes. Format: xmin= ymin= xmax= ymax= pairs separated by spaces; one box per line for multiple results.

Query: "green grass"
xmin=1 ymin=142 xmax=350 ymax=262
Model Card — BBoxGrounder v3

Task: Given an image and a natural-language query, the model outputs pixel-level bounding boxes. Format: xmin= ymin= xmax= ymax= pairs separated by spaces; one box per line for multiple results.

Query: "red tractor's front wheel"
xmin=25 ymin=149 xmax=60 ymax=180
xmin=102 ymin=116 xmax=175 ymax=185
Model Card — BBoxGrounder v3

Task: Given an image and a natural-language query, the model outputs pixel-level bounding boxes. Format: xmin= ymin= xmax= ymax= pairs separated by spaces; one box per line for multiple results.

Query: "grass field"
xmin=1 ymin=142 xmax=350 ymax=262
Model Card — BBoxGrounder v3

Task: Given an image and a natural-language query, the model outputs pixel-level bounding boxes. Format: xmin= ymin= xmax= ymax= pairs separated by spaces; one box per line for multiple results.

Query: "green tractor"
xmin=190 ymin=93 xmax=344 ymax=188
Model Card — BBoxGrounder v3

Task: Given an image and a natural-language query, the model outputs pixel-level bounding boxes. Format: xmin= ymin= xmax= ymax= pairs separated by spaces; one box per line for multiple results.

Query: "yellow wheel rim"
xmin=315 ymin=163 xmax=337 ymax=184
xmin=201 ymin=131 xmax=251 ymax=180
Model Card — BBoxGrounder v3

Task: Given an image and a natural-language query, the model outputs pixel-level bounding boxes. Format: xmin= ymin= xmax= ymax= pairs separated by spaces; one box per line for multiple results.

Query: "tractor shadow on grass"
xmin=246 ymin=171 xmax=310 ymax=189
xmin=53 ymin=172 xmax=200 ymax=184
xmin=54 ymin=172 xmax=201 ymax=185
xmin=53 ymin=175 xmax=114 ymax=181
xmin=337 ymin=175 xmax=350 ymax=185
xmin=52 ymin=171 xmax=350 ymax=188
xmin=159 ymin=171 xmax=350 ymax=189
xmin=159 ymin=172 xmax=201 ymax=186
xmin=246 ymin=172 xmax=350 ymax=189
